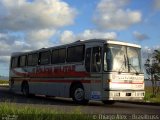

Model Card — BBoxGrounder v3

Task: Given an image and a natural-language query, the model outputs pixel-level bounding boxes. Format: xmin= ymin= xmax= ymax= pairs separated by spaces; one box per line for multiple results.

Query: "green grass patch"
xmin=0 ymin=80 xmax=9 ymax=84
xmin=0 ymin=102 xmax=94 ymax=120
xmin=144 ymin=87 xmax=160 ymax=103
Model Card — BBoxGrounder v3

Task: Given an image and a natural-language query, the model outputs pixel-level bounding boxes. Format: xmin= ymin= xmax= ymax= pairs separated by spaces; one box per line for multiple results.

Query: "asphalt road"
xmin=0 ymin=86 xmax=160 ymax=114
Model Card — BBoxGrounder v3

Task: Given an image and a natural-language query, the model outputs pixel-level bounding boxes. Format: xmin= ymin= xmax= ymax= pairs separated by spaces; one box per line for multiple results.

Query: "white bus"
xmin=9 ymin=39 xmax=145 ymax=104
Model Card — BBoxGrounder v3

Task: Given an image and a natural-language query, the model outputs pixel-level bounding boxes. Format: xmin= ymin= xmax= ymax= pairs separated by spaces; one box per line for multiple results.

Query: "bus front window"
xmin=127 ymin=47 xmax=141 ymax=73
xmin=104 ymin=45 xmax=142 ymax=73
xmin=104 ymin=45 xmax=128 ymax=72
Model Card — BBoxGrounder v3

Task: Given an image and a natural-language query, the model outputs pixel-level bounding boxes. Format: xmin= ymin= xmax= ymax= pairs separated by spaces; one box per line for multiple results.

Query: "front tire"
xmin=71 ymin=84 xmax=89 ymax=104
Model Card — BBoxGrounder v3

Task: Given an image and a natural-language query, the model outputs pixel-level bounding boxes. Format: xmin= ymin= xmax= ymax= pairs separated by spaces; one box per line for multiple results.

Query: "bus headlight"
xmin=114 ymin=92 xmax=120 ymax=97
xmin=136 ymin=92 xmax=144 ymax=96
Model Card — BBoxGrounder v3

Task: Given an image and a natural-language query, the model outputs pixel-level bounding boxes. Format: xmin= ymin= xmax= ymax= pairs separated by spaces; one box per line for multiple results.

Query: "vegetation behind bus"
xmin=144 ymin=87 xmax=160 ymax=103
xmin=0 ymin=80 xmax=8 ymax=84
xmin=144 ymin=49 xmax=160 ymax=98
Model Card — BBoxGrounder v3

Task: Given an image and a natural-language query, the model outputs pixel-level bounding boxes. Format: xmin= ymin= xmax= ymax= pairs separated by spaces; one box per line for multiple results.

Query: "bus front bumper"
xmin=105 ymin=90 xmax=145 ymax=101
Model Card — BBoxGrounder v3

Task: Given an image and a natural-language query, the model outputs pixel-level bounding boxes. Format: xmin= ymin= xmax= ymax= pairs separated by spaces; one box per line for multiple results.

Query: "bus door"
xmin=85 ymin=46 xmax=103 ymax=100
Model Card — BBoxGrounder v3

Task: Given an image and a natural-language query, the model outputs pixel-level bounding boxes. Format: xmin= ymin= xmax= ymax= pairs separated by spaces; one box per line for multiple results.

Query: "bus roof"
xmin=72 ymin=39 xmax=141 ymax=48
xmin=11 ymin=52 xmax=25 ymax=56
xmin=105 ymin=39 xmax=141 ymax=48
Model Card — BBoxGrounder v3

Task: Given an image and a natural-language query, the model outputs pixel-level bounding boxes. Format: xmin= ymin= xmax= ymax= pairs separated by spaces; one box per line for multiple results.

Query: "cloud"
xmin=0 ymin=32 xmax=20 ymax=44
xmin=93 ymin=0 xmax=142 ymax=30
xmin=153 ymin=0 xmax=160 ymax=10
xmin=27 ymin=29 xmax=56 ymax=42
xmin=79 ymin=30 xmax=117 ymax=40
xmin=0 ymin=29 xmax=56 ymax=60
xmin=60 ymin=30 xmax=76 ymax=44
xmin=0 ymin=0 xmax=76 ymax=31
xmin=133 ymin=31 xmax=149 ymax=41
xmin=142 ymin=46 xmax=160 ymax=60
xmin=0 ymin=0 xmax=77 ymax=65
xmin=60 ymin=29 xmax=117 ymax=44
xmin=25 ymin=29 xmax=56 ymax=49
xmin=0 ymin=56 xmax=10 ymax=63
xmin=0 ymin=33 xmax=30 ymax=56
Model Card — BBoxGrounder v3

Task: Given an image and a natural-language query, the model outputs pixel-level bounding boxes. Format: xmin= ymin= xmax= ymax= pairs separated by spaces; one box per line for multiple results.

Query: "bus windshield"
xmin=104 ymin=44 xmax=142 ymax=73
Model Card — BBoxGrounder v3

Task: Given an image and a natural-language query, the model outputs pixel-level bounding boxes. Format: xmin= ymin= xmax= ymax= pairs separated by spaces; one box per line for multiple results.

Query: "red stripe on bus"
xmin=13 ymin=79 xmax=101 ymax=84
xmin=30 ymin=79 xmax=91 ymax=83
xmin=12 ymin=69 xmax=90 ymax=78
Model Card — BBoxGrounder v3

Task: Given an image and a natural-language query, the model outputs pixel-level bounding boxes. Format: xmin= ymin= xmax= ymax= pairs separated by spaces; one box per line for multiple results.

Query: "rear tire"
xmin=102 ymin=100 xmax=115 ymax=104
xmin=22 ymin=82 xmax=29 ymax=97
xmin=71 ymin=84 xmax=89 ymax=104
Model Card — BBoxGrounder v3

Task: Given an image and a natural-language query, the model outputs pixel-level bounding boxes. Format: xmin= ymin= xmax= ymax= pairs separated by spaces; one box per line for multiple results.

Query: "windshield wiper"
xmin=128 ymin=63 xmax=139 ymax=75
xmin=118 ymin=55 xmax=127 ymax=74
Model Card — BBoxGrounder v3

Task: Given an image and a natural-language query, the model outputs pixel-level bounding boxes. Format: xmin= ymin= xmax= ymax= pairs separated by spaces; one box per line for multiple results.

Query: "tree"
xmin=144 ymin=49 xmax=160 ymax=97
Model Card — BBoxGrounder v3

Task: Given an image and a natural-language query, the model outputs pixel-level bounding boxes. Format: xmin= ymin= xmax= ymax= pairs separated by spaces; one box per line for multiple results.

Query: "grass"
xmin=0 ymin=80 xmax=9 ymax=84
xmin=144 ymin=86 xmax=160 ymax=103
xmin=0 ymin=102 xmax=93 ymax=120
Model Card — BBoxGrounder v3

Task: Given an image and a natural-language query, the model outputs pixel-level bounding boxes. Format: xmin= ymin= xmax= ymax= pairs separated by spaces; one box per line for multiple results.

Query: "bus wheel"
xmin=102 ymin=100 xmax=115 ymax=104
xmin=71 ymin=84 xmax=89 ymax=104
xmin=22 ymin=82 xmax=29 ymax=97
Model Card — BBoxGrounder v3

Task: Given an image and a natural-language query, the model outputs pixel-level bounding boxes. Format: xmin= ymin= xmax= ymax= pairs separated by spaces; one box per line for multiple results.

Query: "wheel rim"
xmin=74 ymin=88 xmax=84 ymax=101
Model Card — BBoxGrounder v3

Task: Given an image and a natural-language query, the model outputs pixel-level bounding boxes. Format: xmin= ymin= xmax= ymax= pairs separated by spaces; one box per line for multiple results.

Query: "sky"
xmin=0 ymin=0 xmax=160 ymax=76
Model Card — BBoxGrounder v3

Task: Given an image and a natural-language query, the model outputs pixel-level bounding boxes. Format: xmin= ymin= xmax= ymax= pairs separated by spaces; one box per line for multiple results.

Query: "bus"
xmin=9 ymin=39 xmax=145 ymax=104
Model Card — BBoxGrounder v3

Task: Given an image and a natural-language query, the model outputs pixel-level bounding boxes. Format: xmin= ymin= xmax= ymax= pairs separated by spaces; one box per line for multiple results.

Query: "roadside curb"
xmin=119 ymin=101 xmax=160 ymax=106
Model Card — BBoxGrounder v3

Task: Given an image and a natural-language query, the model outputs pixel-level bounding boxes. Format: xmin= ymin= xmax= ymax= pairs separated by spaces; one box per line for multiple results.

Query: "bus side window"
xmin=52 ymin=48 xmax=66 ymax=64
xmin=39 ymin=51 xmax=50 ymax=65
xmin=27 ymin=53 xmax=38 ymax=66
xmin=67 ymin=45 xmax=84 ymax=63
xmin=52 ymin=49 xmax=59 ymax=64
xmin=19 ymin=55 xmax=26 ymax=67
xmin=91 ymin=47 xmax=102 ymax=72
xmin=11 ymin=57 xmax=19 ymax=68
xmin=85 ymin=48 xmax=91 ymax=72
xmin=59 ymin=48 xmax=66 ymax=63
